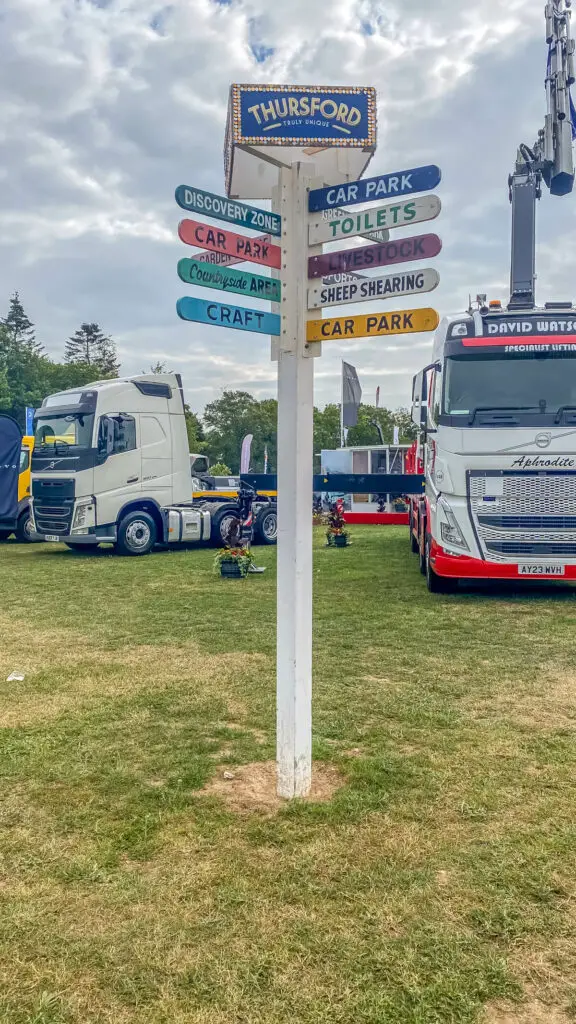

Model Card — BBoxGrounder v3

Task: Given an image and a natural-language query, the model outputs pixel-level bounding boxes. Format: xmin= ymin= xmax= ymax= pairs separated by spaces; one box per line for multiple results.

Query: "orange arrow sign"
xmin=179 ymin=219 xmax=281 ymax=270
xmin=306 ymin=307 xmax=439 ymax=342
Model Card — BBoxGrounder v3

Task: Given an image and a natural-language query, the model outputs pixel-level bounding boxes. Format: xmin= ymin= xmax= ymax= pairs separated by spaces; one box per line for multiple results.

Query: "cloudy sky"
xmin=1 ymin=0 xmax=574 ymax=415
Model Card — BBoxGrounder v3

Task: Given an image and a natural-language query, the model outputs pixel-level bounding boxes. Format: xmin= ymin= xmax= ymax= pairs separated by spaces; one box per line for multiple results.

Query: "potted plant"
xmin=326 ymin=499 xmax=350 ymax=547
xmin=214 ymin=546 xmax=253 ymax=578
xmin=393 ymin=497 xmax=408 ymax=512
xmin=313 ymin=495 xmax=325 ymax=526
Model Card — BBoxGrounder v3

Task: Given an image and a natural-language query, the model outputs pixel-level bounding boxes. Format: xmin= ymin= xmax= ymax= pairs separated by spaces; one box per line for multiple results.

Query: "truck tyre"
xmin=425 ymin=537 xmax=456 ymax=593
xmin=409 ymin=510 xmax=419 ymax=554
xmin=211 ymin=508 xmax=240 ymax=547
xmin=419 ymin=530 xmax=427 ymax=575
xmin=255 ymin=507 xmax=277 ymax=545
xmin=16 ymin=508 xmax=34 ymax=543
xmin=0 ymin=530 xmax=12 ymax=541
xmin=115 ymin=511 xmax=157 ymax=556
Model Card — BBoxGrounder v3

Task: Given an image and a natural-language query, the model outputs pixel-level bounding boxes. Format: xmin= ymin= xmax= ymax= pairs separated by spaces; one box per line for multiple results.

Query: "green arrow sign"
xmin=178 ymin=258 xmax=281 ymax=303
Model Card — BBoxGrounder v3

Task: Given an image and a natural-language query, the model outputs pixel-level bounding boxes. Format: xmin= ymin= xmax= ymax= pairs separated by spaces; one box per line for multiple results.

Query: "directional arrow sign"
xmin=321 ymin=207 xmax=389 ymax=245
xmin=308 ymin=268 xmax=440 ymax=310
xmin=194 ymin=234 xmax=272 ymax=269
xmin=322 ymin=271 xmax=368 ymax=285
xmin=308 ymin=233 xmax=442 ymax=279
xmin=309 ymin=195 xmax=441 ymax=246
xmin=175 ymin=186 xmax=281 ymax=237
xmin=179 ymin=219 xmax=281 ymax=269
xmin=308 ymin=164 xmax=442 ymax=212
xmin=178 ymin=258 xmax=281 ymax=303
xmin=306 ymin=307 xmax=439 ymax=342
xmin=177 ymin=296 xmax=280 ymax=336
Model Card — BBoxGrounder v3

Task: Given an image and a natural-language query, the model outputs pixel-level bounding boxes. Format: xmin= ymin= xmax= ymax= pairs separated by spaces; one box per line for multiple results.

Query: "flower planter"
xmin=220 ymin=560 xmax=245 ymax=578
xmin=334 ymin=534 xmax=350 ymax=548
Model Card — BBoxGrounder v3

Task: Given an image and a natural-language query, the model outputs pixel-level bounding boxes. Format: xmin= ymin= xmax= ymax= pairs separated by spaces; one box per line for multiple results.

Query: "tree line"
xmin=0 ymin=292 xmax=120 ymax=426
xmin=0 ymin=293 xmax=416 ymax=468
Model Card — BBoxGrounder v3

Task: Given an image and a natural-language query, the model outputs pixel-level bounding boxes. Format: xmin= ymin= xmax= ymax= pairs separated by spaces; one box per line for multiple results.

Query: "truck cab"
xmin=410 ymin=304 xmax=576 ymax=589
xmin=30 ymin=373 xmax=211 ymax=553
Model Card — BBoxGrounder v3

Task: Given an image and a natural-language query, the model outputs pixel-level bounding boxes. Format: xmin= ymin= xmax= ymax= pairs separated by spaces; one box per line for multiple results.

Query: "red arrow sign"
xmin=194 ymin=234 xmax=272 ymax=268
xmin=179 ymin=219 xmax=281 ymax=270
xmin=308 ymin=233 xmax=442 ymax=279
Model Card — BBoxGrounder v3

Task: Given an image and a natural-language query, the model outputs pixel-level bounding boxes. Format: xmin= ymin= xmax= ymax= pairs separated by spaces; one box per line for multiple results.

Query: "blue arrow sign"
xmin=175 ymin=185 xmax=281 ymax=237
xmin=308 ymin=164 xmax=442 ymax=213
xmin=177 ymin=296 xmax=280 ymax=336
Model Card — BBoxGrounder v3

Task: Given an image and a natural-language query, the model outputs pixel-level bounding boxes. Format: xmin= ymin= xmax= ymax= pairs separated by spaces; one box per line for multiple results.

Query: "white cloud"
xmin=0 ymin=0 xmax=568 ymax=416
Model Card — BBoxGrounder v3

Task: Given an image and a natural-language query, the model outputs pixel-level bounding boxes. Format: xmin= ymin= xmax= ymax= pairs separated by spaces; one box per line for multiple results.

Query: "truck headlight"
xmin=72 ymin=501 xmax=95 ymax=532
xmin=439 ymin=499 xmax=469 ymax=551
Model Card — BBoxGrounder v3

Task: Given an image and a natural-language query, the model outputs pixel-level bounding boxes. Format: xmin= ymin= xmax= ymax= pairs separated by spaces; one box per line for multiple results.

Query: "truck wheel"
xmin=211 ymin=508 xmax=240 ymax=547
xmin=255 ymin=508 xmax=277 ymax=545
xmin=425 ymin=537 xmax=456 ymax=593
xmin=16 ymin=509 xmax=34 ymax=543
xmin=409 ymin=510 xmax=419 ymax=553
xmin=115 ymin=511 xmax=157 ymax=556
xmin=419 ymin=531 xmax=427 ymax=575
xmin=0 ymin=530 xmax=12 ymax=541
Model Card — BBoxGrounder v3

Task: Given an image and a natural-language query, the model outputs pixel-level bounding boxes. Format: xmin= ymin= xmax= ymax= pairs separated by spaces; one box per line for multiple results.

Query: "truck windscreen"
xmin=443 ymin=352 xmax=576 ymax=426
xmin=34 ymin=413 xmax=95 ymax=450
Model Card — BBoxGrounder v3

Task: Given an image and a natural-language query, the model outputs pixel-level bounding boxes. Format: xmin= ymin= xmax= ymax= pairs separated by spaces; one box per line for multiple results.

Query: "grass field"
xmin=1 ymin=527 xmax=576 ymax=1024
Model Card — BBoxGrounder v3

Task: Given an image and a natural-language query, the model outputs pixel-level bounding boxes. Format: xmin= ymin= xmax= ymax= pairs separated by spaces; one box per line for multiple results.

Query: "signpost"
xmin=309 ymin=195 xmax=441 ymax=246
xmin=178 ymin=258 xmax=281 ymax=302
xmin=308 ymin=163 xmax=442 ymax=212
xmin=308 ymin=232 xmax=442 ymax=278
xmin=175 ymin=81 xmax=442 ymax=802
xmin=306 ymin=307 xmax=440 ymax=342
xmin=308 ymin=268 xmax=440 ymax=310
xmin=176 ymin=185 xmax=281 ymax=236
xmin=179 ymin=219 xmax=281 ymax=268
xmin=177 ymin=296 xmax=280 ymax=335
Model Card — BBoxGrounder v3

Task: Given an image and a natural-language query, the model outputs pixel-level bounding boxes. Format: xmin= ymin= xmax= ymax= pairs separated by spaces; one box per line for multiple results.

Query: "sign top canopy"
xmin=225 ymin=84 xmax=377 ymax=200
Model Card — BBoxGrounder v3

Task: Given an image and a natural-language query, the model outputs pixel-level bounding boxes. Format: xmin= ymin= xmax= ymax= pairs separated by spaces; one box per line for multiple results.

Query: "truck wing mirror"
xmin=411 ymin=371 xmax=428 ymax=428
xmin=97 ymin=417 xmax=115 ymax=458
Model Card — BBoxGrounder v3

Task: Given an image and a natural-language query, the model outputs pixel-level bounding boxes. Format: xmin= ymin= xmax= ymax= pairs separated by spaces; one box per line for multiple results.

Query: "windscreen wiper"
xmin=554 ymin=405 xmax=576 ymax=424
xmin=468 ymin=406 xmax=540 ymax=425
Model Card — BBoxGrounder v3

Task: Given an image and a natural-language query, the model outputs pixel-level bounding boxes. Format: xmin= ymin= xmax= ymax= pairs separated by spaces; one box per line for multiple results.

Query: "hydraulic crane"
xmin=509 ymin=0 xmax=576 ymax=309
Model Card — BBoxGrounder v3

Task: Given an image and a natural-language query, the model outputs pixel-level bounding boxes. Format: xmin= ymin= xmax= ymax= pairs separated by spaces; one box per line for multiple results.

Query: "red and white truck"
xmin=409 ymin=1 xmax=576 ymax=590
xmin=409 ymin=303 xmax=576 ymax=590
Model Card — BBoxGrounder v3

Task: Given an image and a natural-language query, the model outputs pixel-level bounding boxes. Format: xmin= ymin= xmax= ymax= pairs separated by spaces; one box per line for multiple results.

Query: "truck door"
xmin=93 ymin=414 xmax=141 ymax=527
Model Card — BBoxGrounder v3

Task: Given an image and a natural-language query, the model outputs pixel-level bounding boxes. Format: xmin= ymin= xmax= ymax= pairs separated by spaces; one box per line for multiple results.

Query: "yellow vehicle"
xmin=0 ymin=434 xmax=34 ymax=542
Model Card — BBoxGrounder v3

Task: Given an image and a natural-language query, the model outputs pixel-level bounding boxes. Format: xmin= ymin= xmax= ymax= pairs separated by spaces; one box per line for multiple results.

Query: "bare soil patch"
xmin=200 ymin=760 xmax=343 ymax=813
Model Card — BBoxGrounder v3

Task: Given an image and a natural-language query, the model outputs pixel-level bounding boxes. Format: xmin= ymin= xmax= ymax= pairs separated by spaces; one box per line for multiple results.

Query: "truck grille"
xmin=477 ymin=515 xmax=576 ymax=530
xmin=486 ymin=541 xmax=576 ymax=557
xmin=469 ymin=471 xmax=576 ymax=562
xmin=32 ymin=478 xmax=75 ymax=536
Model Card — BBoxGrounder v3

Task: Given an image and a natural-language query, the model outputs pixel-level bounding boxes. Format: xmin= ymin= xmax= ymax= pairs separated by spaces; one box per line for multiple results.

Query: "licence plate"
xmin=44 ymin=535 xmax=61 ymax=543
xmin=518 ymin=564 xmax=565 ymax=576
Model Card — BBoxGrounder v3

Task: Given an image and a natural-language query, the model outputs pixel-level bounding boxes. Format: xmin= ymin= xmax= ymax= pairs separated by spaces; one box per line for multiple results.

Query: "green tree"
xmin=65 ymin=323 xmax=119 ymax=376
xmin=1 ymin=292 xmax=43 ymax=355
xmin=185 ymin=405 xmax=207 ymax=453
xmin=0 ymin=321 xmax=98 ymax=429
xmin=313 ymin=403 xmax=340 ymax=456
xmin=203 ymin=391 xmax=259 ymax=472
xmin=209 ymin=462 xmax=232 ymax=475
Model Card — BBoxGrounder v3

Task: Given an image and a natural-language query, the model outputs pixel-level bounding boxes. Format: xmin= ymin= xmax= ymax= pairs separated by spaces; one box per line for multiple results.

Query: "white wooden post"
xmin=273 ymin=162 xmax=320 ymax=799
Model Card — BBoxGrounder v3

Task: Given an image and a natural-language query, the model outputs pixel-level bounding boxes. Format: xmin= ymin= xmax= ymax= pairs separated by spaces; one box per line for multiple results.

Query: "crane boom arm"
xmin=508 ymin=0 xmax=575 ymax=309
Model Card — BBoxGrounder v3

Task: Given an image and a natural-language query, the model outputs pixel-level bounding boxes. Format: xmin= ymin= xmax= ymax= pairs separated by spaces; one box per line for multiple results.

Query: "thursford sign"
xmin=228 ymin=84 xmax=377 ymax=147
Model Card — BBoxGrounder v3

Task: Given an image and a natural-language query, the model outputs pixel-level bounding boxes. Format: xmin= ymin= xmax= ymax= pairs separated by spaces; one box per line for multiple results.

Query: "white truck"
xmin=29 ymin=372 xmax=277 ymax=554
xmin=410 ymin=0 xmax=576 ymax=591
xmin=409 ymin=303 xmax=576 ymax=590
